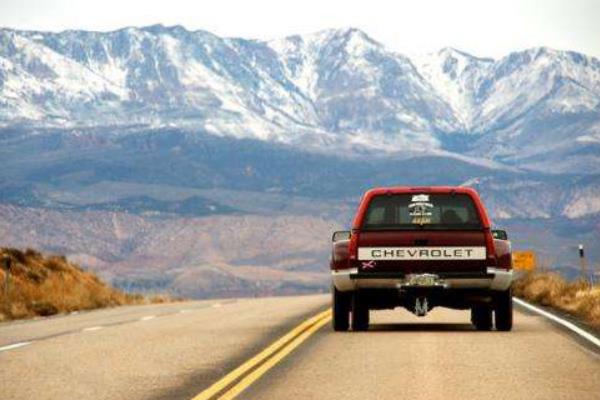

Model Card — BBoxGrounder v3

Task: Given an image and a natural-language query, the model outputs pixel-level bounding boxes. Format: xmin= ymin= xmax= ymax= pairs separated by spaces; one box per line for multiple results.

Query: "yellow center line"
xmin=191 ymin=309 xmax=331 ymax=400
xmin=218 ymin=314 xmax=331 ymax=400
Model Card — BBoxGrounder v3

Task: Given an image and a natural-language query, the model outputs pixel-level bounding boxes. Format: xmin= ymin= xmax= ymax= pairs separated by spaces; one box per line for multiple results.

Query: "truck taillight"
xmin=348 ymin=230 xmax=360 ymax=261
xmin=484 ymin=229 xmax=497 ymax=266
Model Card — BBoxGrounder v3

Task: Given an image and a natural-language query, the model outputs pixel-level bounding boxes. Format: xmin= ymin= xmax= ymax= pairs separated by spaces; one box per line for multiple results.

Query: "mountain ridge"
xmin=1 ymin=26 xmax=600 ymax=173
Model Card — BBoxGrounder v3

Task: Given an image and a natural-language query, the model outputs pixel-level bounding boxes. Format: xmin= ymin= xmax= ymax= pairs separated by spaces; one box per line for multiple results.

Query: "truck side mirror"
xmin=332 ymin=231 xmax=351 ymax=242
xmin=492 ymin=229 xmax=508 ymax=240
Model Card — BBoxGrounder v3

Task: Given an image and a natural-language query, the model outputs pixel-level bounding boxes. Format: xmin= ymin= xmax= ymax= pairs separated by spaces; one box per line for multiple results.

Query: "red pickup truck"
xmin=330 ymin=186 xmax=513 ymax=332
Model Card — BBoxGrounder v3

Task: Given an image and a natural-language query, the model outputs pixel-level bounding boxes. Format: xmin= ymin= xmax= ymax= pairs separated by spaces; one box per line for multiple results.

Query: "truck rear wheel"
xmin=351 ymin=291 xmax=369 ymax=331
xmin=471 ymin=305 xmax=492 ymax=331
xmin=332 ymin=286 xmax=351 ymax=331
xmin=495 ymin=288 xmax=513 ymax=331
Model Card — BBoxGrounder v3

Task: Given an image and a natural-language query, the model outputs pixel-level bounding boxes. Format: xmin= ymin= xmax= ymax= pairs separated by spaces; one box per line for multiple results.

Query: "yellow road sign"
xmin=512 ymin=250 xmax=537 ymax=271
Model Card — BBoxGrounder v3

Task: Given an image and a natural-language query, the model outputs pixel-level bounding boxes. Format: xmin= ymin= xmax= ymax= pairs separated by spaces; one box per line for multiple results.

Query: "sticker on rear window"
xmin=409 ymin=194 xmax=433 ymax=225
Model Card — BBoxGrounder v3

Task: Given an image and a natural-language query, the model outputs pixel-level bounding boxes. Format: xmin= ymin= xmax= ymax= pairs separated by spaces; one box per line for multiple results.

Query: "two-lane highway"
xmin=1 ymin=295 xmax=599 ymax=400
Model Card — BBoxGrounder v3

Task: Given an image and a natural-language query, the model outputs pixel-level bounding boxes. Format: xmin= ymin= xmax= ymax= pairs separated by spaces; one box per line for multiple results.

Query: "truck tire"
xmin=332 ymin=286 xmax=351 ymax=331
xmin=495 ymin=288 xmax=513 ymax=331
xmin=351 ymin=291 xmax=369 ymax=331
xmin=471 ymin=305 xmax=492 ymax=331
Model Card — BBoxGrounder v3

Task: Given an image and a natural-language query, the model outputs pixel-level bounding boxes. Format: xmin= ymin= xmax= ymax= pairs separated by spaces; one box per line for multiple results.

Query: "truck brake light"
xmin=484 ymin=229 xmax=497 ymax=266
xmin=348 ymin=230 xmax=360 ymax=261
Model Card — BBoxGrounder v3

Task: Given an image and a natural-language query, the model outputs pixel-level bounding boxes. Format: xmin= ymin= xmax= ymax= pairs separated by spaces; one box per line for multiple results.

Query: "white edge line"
xmin=514 ymin=297 xmax=600 ymax=348
xmin=140 ymin=315 xmax=156 ymax=321
xmin=82 ymin=326 xmax=103 ymax=332
xmin=0 ymin=341 xmax=32 ymax=352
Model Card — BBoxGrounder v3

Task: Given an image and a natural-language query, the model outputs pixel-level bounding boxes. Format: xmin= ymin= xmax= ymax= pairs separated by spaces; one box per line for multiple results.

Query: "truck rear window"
xmin=362 ymin=193 xmax=482 ymax=230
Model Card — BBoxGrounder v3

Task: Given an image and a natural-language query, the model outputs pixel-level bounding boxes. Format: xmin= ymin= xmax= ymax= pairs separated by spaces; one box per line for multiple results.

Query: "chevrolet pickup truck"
xmin=330 ymin=186 xmax=513 ymax=332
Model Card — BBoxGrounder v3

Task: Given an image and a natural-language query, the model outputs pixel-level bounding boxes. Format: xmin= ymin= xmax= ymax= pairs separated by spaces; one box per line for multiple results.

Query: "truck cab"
xmin=330 ymin=186 xmax=513 ymax=332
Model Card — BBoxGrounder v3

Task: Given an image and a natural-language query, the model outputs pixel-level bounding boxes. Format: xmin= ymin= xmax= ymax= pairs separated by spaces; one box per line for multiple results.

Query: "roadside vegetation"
xmin=0 ymin=247 xmax=169 ymax=321
xmin=513 ymin=272 xmax=600 ymax=329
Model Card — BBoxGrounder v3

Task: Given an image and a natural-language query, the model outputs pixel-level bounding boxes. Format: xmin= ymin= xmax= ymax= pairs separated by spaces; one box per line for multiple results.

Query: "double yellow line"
xmin=192 ymin=309 xmax=332 ymax=400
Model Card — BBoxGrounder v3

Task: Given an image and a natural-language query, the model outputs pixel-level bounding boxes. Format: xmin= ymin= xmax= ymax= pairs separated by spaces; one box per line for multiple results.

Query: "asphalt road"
xmin=1 ymin=295 xmax=600 ymax=400
xmin=0 ymin=295 xmax=328 ymax=400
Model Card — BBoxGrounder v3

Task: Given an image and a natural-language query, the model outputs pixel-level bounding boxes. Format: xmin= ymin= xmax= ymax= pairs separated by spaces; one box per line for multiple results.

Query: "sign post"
xmin=578 ymin=244 xmax=590 ymax=286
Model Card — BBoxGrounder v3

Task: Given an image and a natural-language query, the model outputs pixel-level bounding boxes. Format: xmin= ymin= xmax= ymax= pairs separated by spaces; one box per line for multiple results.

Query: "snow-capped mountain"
xmin=1 ymin=25 xmax=600 ymax=172
xmin=3 ymin=25 xmax=600 ymax=295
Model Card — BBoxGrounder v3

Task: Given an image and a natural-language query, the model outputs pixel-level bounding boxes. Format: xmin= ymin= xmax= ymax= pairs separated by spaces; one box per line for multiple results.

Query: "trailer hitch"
xmin=414 ymin=296 xmax=429 ymax=317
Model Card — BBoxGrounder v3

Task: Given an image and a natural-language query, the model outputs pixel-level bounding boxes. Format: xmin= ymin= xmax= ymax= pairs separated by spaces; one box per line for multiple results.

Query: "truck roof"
xmin=352 ymin=186 xmax=491 ymax=229
xmin=361 ymin=186 xmax=480 ymax=196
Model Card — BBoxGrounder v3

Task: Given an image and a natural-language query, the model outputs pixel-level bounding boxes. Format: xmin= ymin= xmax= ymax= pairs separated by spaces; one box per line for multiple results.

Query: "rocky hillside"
xmin=0 ymin=205 xmax=340 ymax=298
xmin=0 ymin=247 xmax=161 ymax=321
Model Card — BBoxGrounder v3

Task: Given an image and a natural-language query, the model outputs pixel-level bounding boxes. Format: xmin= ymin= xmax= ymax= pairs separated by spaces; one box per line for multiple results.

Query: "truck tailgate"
xmin=356 ymin=230 xmax=488 ymax=274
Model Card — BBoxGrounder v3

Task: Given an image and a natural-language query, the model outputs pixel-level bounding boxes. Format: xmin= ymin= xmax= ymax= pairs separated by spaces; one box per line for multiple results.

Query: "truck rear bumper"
xmin=331 ymin=268 xmax=513 ymax=292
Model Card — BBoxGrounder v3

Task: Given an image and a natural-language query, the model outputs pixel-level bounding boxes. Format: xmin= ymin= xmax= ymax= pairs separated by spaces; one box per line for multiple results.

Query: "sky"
xmin=1 ymin=0 xmax=599 ymax=58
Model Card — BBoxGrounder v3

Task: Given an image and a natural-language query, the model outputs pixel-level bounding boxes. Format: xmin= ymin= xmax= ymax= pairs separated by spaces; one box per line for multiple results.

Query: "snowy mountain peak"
xmin=268 ymin=27 xmax=382 ymax=58
xmin=327 ymin=27 xmax=381 ymax=46
xmin=139 ymin=24 xmax=187 ymax=34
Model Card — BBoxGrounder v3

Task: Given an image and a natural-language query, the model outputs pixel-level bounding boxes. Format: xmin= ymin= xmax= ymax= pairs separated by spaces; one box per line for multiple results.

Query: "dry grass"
xmin=0 ymin=247 xmax=170 ymax=322
xmin=513 ymin=272 xmax=600 ymax=328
